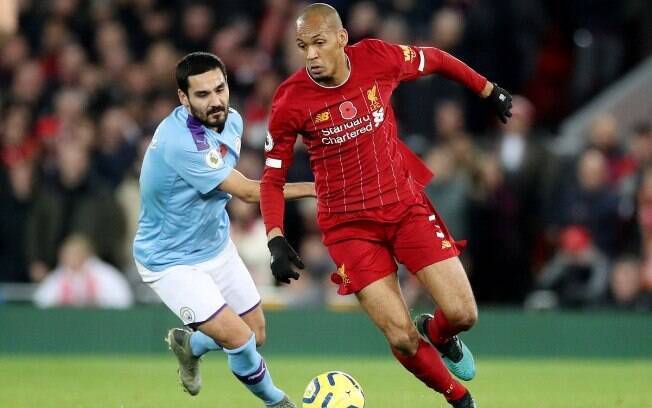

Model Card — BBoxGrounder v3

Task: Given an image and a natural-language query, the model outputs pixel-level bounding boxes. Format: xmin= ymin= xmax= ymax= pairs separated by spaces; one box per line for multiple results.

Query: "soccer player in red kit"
xmin=260 ymin=4 xmax=512 ymax=407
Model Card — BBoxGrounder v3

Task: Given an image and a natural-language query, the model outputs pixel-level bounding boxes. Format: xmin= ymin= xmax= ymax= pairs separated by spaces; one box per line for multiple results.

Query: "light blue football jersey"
xmin=133 ymin=105 xmax=243 ymax=272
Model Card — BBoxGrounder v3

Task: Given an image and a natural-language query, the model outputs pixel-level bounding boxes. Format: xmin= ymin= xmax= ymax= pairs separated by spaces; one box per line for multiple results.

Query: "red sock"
xmin=427 ymin=309 xmax=461 ymax=346
xmin=392 ymin=339 xmax=467 ymax=401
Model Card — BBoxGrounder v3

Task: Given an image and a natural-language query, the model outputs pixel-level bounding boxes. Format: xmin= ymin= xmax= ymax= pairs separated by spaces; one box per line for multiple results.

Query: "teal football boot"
xmin=414 ymin=313 xmax=476 ymax=381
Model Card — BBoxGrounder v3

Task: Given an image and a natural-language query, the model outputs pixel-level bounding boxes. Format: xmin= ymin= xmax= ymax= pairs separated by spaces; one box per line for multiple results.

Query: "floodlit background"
xmin=0 ymin=1 xmax=651 ymax=407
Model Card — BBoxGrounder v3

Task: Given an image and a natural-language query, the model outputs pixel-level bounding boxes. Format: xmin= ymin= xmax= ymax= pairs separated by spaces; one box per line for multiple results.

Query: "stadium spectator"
xmin=424 ymin=144 xmax=471 ymax=240
xmin=525 ymin=225 xmax=610 ymax=309
xmin=608 ymin=257 xmax=652 ymax=311
xmin=93 ymin=106 xmax=140 ymax=189
xmin=33 ymin=234 xmax=133 ymax=309
xmin=26 ymin=138 xmax=126 ymax=281
xmin=0 ymin=0 xmax=649 ymax=312
xmin=0 ymin=158 xmax=36 ymax=282
xmin=554 ymin=149 xmax=621 ymax=256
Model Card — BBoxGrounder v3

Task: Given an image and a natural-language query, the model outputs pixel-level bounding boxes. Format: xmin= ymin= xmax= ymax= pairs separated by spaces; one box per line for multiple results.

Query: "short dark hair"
xmin=175 ymin=52 xmax=227 ymax=94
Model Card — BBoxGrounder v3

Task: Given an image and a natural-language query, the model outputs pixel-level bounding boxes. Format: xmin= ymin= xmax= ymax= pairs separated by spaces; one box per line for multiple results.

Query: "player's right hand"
xmin=268 ymin=236 xmax=304 ymax=284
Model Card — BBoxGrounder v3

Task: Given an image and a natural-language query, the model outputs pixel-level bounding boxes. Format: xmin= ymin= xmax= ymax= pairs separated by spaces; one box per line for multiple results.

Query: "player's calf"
xmin=225 ymin=333 xmax=295 ymax=407
xmin=414 ymin=313 xmax=476 ymax=381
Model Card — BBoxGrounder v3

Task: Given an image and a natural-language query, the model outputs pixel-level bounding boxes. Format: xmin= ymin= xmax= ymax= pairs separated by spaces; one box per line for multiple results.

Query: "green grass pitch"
xmin=2 ymin=355 xmax=651 ymax=407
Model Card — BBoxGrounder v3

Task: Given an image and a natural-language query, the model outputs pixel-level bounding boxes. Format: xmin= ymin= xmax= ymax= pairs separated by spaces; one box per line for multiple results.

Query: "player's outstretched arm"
xmin=375 ymin=39 xmax=513 ymax=123
xmin=218 ymin=169 xmax=315 ymax=203
xmin=283 ymin=181 xmax=316 ymax=200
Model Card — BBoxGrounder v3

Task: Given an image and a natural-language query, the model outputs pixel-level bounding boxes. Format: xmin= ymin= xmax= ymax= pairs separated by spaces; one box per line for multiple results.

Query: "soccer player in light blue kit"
xmin=134 ymin=52 xmax=313 ymax=408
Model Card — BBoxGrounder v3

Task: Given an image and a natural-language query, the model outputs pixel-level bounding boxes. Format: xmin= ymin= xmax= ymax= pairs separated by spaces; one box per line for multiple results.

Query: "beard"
xmin=189 ymin=103 xmax=229 ymax=132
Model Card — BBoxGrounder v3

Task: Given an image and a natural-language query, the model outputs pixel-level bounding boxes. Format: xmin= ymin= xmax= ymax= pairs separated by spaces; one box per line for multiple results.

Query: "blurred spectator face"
xmin=430 ymin=8 xmax=464 ymax=50
xmin=95 ymin=21 xmax=127 ymax=53
xmin=54 ymin=88 xmax=87 ymax=122
xmin=3 ymin=105 xmax=31 ymax=146
xmin=182 ymin=3 xmax=213 ymax=42
xmin=11 ymin=60 xmax=45 ymax=103
xmin=295 ymin=9 xmax=349 ymax=83
xmin=179 ymin=68 xmax=230 ymax=132
xmin=59 ymin=235 xmax=93 ymax=272
xmin=502 ymin=95 xmax=534 ymax=135
xmin=146 ymin=41 xmax=178 ymax=88
xmin=124 ymin=64 xmax=152 ymax=98
xmin=72 ymin=118 xmax=95 ymax=149
xmin=58 ymin=43 xmax=87 ymax=84
xmin=588 ymin=113 xmax=619 ymax=152
xmin=57 ymin=140 xmax=90 ymax=187
xmin=51 ymin=0 xmax=78 ymax=20
xmin=610 ymin=259 xmax=641 ymax=305
xmin=378 ymin=15 xmax=408 ymax=44
xmin=40 ymin=19 xmax=70 ymax=54
xmin=80 ymin=64 xmax=104 ymax=94
xmin=8 ymin=159 xmax=35 ymax=200
xmin=142 ymin=9 xmax=172 ymax=39
xmin=629 ymin=124 xmax=652 ymax=164
xmin=347 ymin=1 xmax=380 ymax=39
xmin=1 ymin=35 xmax=30 ymax=71
xmin=99 ymin=107 xmax=130 ymax=151
xmin=95 ymin=22 xmax=130 ymax=73
xmin=434 ymin=100 xmax=465 ymax=139
xmin=577 ymin=149 xmax=607 ymax=191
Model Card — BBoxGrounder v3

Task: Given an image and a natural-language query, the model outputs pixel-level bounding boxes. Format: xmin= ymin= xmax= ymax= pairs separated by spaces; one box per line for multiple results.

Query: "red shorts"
xmin=323 ymin=196 xmax=461 ymax=295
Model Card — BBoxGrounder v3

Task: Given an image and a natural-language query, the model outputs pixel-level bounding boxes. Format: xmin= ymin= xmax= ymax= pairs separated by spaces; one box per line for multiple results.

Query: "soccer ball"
xmin=302 ymin=371 xmax=365 ymax=408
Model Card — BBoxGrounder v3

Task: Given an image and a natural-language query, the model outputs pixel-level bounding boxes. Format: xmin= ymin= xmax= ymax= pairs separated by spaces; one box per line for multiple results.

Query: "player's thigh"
xmin=416 ymin=257 xmax=477 ymax=329
xmin=205 ymin=240 xmax=264 ymax=338
xmin=392 ymin=202 xmax=460 ymax=275
xmin=142 ymin=263 xmax=227 ymax=327
xmin=326 ymin=238 xmax=397 ymax=295
xmin=355 ymin=273 xmax=419 ymax=353
xmin=206 ymin=240 xmax=262 ymax=316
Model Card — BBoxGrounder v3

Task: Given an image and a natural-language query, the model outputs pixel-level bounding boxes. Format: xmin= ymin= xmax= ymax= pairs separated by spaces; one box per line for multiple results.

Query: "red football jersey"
xmin=261 ymin=39 xmax=486 ymax=233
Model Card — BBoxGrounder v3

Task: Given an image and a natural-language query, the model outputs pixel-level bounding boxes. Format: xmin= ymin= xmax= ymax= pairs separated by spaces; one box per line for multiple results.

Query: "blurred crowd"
xmin=1 ymin=0 xmax=652 ymax=311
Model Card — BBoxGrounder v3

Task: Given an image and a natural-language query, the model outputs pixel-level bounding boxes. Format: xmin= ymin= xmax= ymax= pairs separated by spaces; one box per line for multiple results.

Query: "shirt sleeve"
xmin=164 ymin=136 xmax=234 ymax=195
xmin=260 ymin=87 xmax=299 ymax=233
xmin=366 ymin=39 xmax=487 ymax=94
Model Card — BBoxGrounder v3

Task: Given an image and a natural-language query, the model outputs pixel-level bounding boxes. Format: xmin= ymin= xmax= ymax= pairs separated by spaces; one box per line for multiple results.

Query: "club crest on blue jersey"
xmin=205 ymin=148 xmax=223 ymax=169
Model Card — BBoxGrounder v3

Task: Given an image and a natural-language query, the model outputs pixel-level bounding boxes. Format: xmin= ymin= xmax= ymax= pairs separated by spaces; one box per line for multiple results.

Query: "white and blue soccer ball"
xmin=302 ymin=371 xmax=365 ymax=408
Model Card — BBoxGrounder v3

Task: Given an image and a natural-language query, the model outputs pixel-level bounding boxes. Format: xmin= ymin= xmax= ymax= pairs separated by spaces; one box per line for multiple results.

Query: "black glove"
xmin=487 ymin=83 xmax=513 ymax=124
xmin=268 ymin=236 xmax=304 ymax=284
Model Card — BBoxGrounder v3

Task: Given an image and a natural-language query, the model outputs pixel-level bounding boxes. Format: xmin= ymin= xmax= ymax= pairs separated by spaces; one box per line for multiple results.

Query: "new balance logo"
xmin=372 ymin=108 xmax=384 ymax=128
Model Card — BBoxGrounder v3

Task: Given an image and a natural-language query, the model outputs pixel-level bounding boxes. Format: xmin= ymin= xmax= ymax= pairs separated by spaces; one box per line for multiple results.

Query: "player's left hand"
xmin=487 ymin=83 xmax=513 ymax=124
xmin=268 ymin=236 xmax=305 ymax=284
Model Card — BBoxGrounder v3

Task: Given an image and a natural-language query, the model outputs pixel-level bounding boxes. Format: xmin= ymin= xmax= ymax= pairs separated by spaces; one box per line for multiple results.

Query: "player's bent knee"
xmin=446 ymin=304 xmax=478 ymax=331
xmin=386 ymin=325 xmax=420 ymax=355
xmin=254 ymin=327 xmax=266 ymax=347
